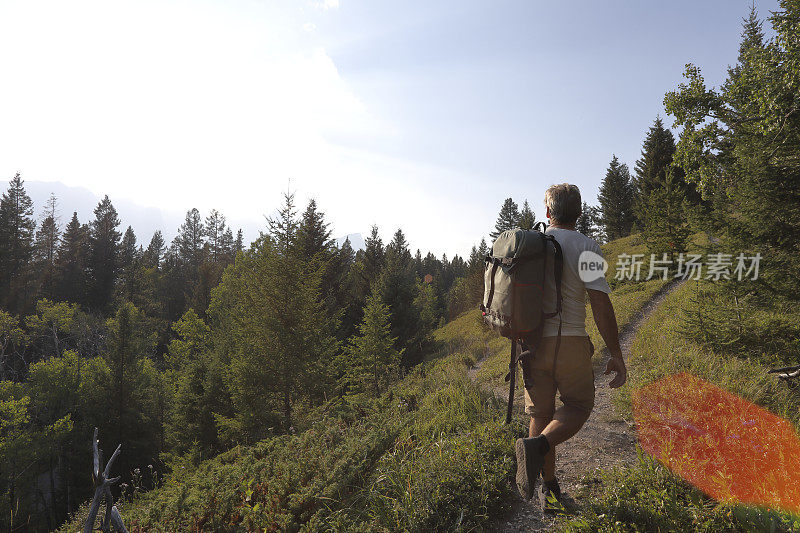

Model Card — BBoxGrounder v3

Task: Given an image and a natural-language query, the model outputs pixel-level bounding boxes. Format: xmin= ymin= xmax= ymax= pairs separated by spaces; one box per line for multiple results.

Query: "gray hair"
xmin=544 ymin=183 xmax=582 ymax=225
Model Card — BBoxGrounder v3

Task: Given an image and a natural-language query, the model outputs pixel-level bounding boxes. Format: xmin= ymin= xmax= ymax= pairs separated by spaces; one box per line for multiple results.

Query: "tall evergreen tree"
xmin=386 ymin=228 xmax=411 ymax=264
xmin=87 ymin=196 xmax=121 ymax=311
xmin=331 ymin=237 xmax=359 ymax=340
xmin=165 ymin=308 xmax=220 ymax=456
xmin=490 ymin=198 xmax=520 ymax=240
xmin=575 ymin=201 xmax=595 ymax=238
xmin=117 ymin=226 xmax=139 ymax=301
xmin=643 ymin=169 xmax=690 ymax=259
xmin=220 ymin=227 xmax=235 ymax=263
xmin=55 ymin=213 xmax=89 ymax=305
xmin=96 ymin=302 xmax=161 ymax=481
xmin=377 ymin=229 xmax=422 ymax=367
xmin=143 ymin=231 xmax=166 ymax=269
xmin=0 ymin=174 xmax=36 ymax=314
xmin=296 ymin=200 xmax=340 ymax=322
xmin=633 ymin=117 xmax=699 ymax=223
xmin=518 ymin=200 xmax=535 ymax=230
xmin=634 ymin=118 xmax=676 ymax=200
xmin=598 ymin=155 xmax=636 ymax=241
xmin=234 ymin=229 xmax=244 ymax=255
xmin=210 ymin=234 xmax=338 ymax=438
xmin=362 ymin=225 xmax=385 ymax=282
xmin=352 ymin=225 xmax=385 ymax=315
xmin=339 ymin=287 xmax=402 ymax=396
xmin=34 ymin=194 xmax=61 ymax=299
xmin=204 ymin=209 xmax=228 ymax=264
xmin=267 ymin=191 xmax=298 ymax=255
xmin=295 ymin=199 xmax=333 ymax=260
xmin=176 ymin=208 xmax=206 ymax=272
xmin=665 ymin=3 xmax=800 ymax=295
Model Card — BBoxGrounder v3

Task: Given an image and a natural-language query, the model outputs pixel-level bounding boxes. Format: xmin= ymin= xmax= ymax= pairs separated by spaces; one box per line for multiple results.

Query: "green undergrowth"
xmin=563 ymin=453 xmax=799 ymax=532
xmin=613 ymin=280 xmax=800 ymax=424
xmin=560 ymin=278 xmax=800 ymax=531
xmin=60 ymin=311 xmax=524 ymax=532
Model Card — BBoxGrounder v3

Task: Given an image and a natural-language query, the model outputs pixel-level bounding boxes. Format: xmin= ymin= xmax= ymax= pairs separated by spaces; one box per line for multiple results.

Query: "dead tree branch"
xmin=84 ymin=428 xmax=128 ymax=533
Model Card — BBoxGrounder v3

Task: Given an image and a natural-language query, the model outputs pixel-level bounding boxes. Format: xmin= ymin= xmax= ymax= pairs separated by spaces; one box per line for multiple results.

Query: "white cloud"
xmin=0 ymin=0 xmax=482 ymax=257
xmin=303 ymin=22 xmax=317 ymax=32
xmin=0 ymin=1 xmax=372 ymax=215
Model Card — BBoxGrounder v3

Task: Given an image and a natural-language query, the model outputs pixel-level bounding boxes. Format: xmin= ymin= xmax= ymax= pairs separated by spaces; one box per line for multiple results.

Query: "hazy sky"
xmin=0 ymin=0 xmax=779 ymax=257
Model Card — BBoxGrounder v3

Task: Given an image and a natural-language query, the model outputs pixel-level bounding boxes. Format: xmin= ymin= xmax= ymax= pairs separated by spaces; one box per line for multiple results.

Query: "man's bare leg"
xmin=530 ymin=417 xmax=556 ymax=482
xmin=540 ymin=405 xmax=590 ymax=447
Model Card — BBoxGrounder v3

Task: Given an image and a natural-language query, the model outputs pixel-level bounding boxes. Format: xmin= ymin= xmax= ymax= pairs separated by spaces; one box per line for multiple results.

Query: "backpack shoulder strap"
xmin=542 ymin=235 xmax=564 ymax=318
xmin=539 ymin=235 xmax=563 ymax=364
xmin=482 ymin=254 xmax=501 ymax=311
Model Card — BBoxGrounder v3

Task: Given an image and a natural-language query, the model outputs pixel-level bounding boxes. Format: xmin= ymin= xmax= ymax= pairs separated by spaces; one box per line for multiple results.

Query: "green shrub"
xmin=561 ymin=454 xmax=799 ymax=532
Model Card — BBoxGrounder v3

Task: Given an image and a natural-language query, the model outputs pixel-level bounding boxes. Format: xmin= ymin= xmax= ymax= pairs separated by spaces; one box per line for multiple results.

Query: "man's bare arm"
xmin=587 ymin=288 xmax=627 ymax=388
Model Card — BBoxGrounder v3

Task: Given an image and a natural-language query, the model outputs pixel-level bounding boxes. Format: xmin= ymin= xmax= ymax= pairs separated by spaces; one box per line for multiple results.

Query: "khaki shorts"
xmin=522 ymin=335 xmax=595 ymax=419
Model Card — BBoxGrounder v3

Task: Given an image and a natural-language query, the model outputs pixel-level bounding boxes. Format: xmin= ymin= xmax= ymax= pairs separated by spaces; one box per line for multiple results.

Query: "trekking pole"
xmin=505 ymin=339 xmax=517 ymax=424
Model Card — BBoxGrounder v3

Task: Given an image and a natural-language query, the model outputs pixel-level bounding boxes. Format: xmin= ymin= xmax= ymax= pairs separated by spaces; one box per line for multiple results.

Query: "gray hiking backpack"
xmin=480 ymin=222 xmax=563 ymax=423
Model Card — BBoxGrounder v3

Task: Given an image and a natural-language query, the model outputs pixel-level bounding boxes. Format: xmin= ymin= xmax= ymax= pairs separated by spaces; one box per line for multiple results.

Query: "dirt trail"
xmin=473 ymin=279 xmax=685 ymax=532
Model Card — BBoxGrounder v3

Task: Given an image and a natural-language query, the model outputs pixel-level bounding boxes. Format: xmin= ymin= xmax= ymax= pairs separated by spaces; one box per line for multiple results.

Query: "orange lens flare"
xmin=633 ymin=373 xmax=800 ymax=512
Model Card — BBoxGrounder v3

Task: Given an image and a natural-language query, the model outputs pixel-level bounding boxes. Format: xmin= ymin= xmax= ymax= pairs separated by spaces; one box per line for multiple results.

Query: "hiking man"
xmin=515 ymin=183 xmax=627 ymax=509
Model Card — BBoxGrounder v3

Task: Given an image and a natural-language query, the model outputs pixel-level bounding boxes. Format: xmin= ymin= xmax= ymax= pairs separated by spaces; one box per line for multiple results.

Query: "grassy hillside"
xmin=60 ymin=310 xmax=524 ymax=532
xmin=562 ymin=276 xmax=800 ymax=531
xmin=64 ymin=231 xmax=789 ymax=532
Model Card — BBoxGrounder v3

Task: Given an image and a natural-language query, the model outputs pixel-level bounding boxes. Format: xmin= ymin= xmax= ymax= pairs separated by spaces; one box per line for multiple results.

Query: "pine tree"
xmin=576 ymin=201 xmax=602 ymax=240
xmin=362 ymin=225 xmax=385 ymax=283
xmin=296 ymin=199 xmax=333 ymax=260
xmin=490 ymin=198 xmax=520 ymax=240
xmin=634 ymin=118 xmax=676 ymax=198
xmin=211 ymin=234 xmax=338 ymax=438
xmin=165 ymin=308 xmax=219 ymax=455
xmin=0 ymin=174 xmax=36 ymax=314
xmin=386 ymin=229 xmax=411 ymax=264
xmin=204 ymin=209 xmax=227 ymax=264
xmin=176 ymin=208 xmax=206 ymax=272
xmin=332 ymin=237 xmax=359 ymax=340
xmin=352 ymin=225 xmax=385 ymax=315
xmin=234 ymin=229 xmax=244 ymax=255
xmin=220 ymin=227 xmax=235 ymax=263
xmin=87 ymin=196 xmax=122 ymax=311
xmin=413 ymin=249 xmax=424 ymax=279
xmin=340 ymin=287 xmax=402 ymax=396
xmin=518 ymin=200 xmax=535 ymax=230
xmin=117 ymin=226 xmax=139 ymax=301
xmin=143 ymin=231 xmax=166 ymax=269
xmin=267 ymin=191 xmax=298 ymax=255
xmin=598 ymin=155 xmax=635 ymax=241
xmin=643 ymin=169 xmax=690 ymax=260
xmin=377 ymin=229 xmax=422 ymax=367
xmin=96 ymin=302 xmax=161 ymax=483
xmin=55 ymin=213 xmax=89 ymax=305
xmin=663 ymin=4 xmax=800 ymax=294
xmin=34 ymin=194 xmax=61 ymax=299
xmin=119 ymin=226 xmax=138 ymax=270
xmin=729 ymin=5 xmax=765 ymax=87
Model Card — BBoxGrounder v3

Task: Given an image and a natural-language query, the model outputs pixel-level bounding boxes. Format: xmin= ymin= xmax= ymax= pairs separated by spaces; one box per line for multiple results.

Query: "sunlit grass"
xmin=561 ymin=277 xmax=800 ymax=531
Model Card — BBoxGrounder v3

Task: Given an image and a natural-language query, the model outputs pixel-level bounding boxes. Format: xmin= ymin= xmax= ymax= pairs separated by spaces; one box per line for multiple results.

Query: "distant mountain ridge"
xmin=336 ymin=233 xmax=366 ymax=251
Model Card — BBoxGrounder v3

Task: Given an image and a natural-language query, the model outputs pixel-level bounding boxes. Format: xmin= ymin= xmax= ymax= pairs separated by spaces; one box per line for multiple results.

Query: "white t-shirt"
xmin=542 ymin=227 xmax=611 ymax=337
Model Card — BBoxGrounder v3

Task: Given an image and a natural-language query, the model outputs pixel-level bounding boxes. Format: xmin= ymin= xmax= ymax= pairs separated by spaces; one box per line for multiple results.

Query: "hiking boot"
xmin=538 ymin=478 xmax=562 ymax=513
xmin=515 ymin=436 xmax=547 ymax=500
